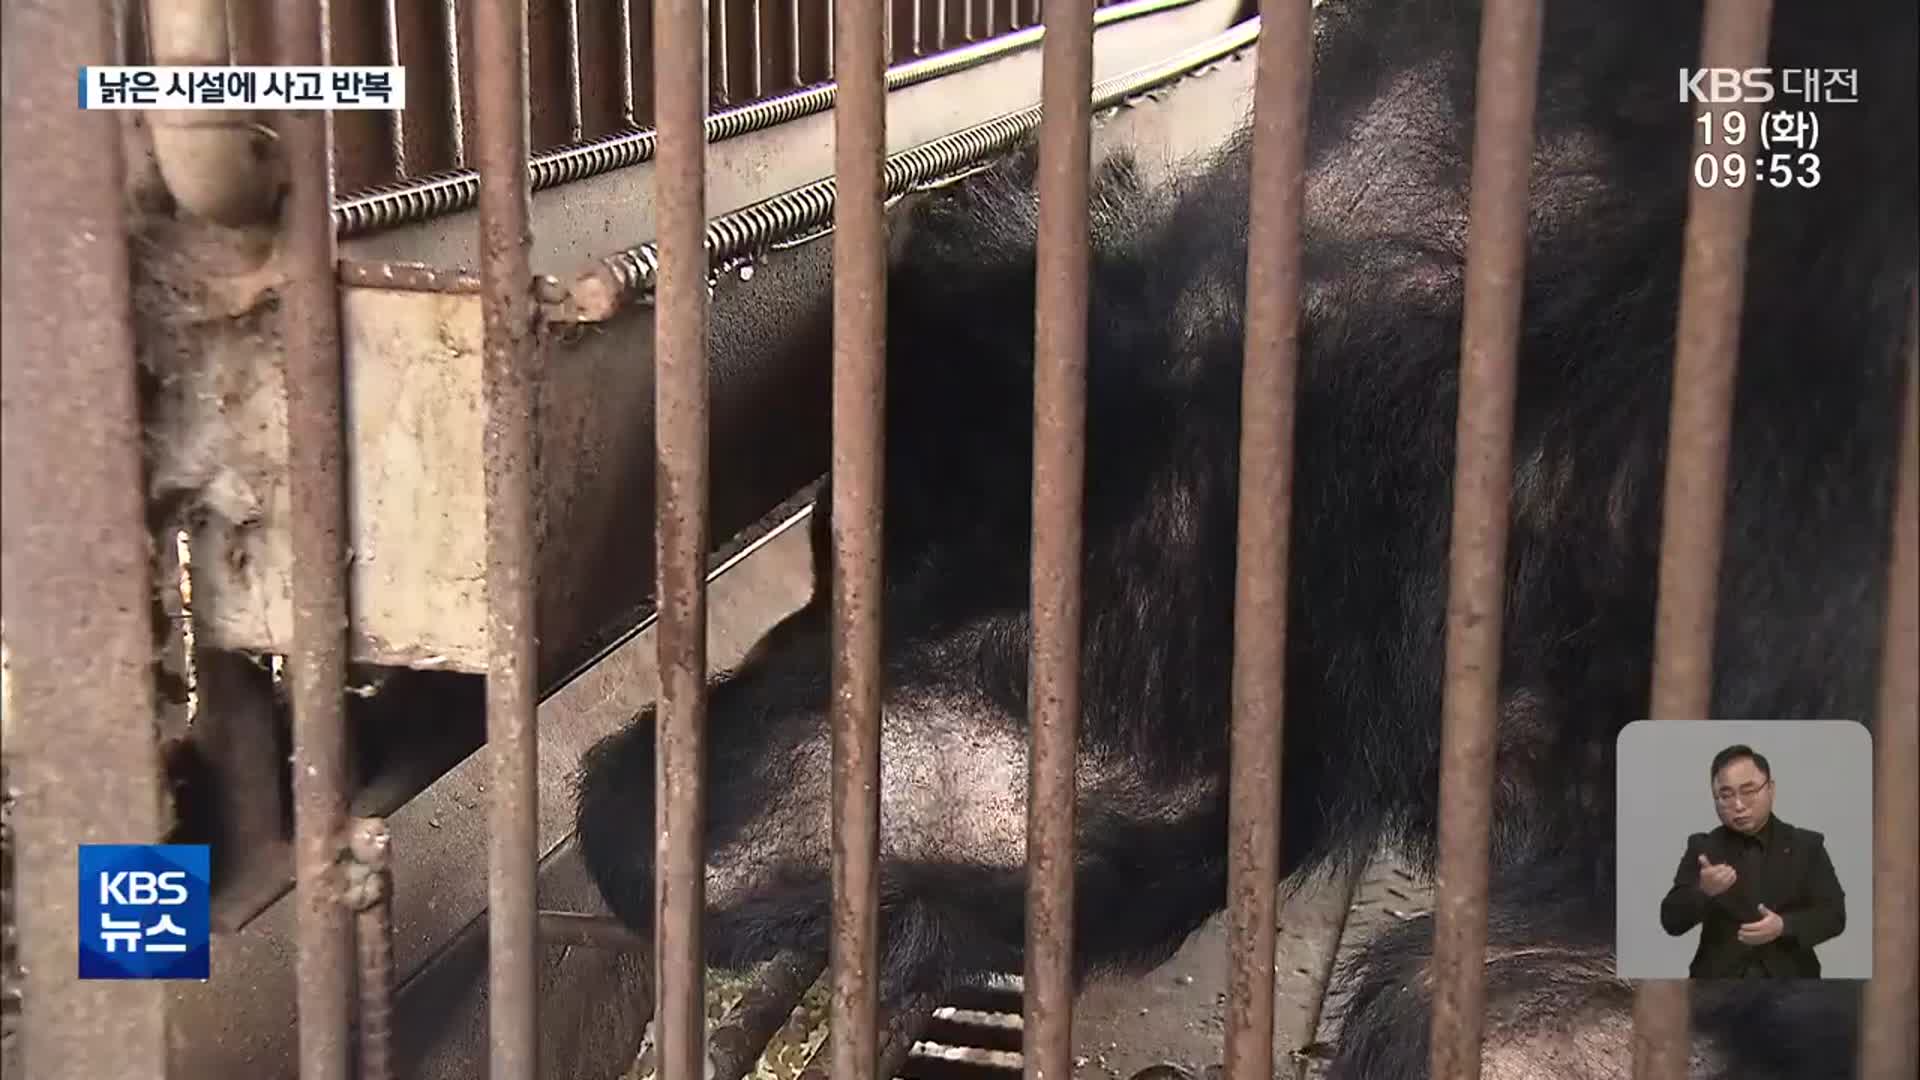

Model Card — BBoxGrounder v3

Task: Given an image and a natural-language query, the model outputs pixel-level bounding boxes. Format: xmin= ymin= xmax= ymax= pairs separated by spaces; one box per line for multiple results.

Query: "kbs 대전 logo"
xmin=77 ymin=844 xmax=211 ymax=980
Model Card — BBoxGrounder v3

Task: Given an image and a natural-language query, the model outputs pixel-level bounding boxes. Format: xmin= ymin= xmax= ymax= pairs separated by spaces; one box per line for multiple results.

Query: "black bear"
xmin=577 ymin=1 xmax=1917 ymax=1075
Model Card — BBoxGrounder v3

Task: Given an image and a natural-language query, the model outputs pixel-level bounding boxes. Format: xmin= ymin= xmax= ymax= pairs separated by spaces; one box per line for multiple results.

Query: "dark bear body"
xmin=577 ymin=1 xmax=1917 ymax=1075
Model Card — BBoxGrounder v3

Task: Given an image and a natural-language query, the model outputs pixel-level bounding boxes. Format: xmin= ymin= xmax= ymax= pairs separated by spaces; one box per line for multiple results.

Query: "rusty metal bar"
xmin=1222 ymin=3 xmax=1313 ymax=1078
xmin=1026 ymin=2 xmax=1095 ymax=1077
xmin=444 ymin=0 xmax=468 ymax=166
xmin=1424 ymin=3 xmax=1543 ymax=1077
xmin=565 ymin=0 xmax=585 ymax=140
xmin=272 ymin=0 xmax=359 ymax=1076
xmin=828 ymin=0 xmax=890 ymax=1075
xmin=381 ymin=0 xmax=409 ymax=175
xmin=347 ymin=818 xmax=396 ymax=1080
xmin=1 ymin=3 xmax=170 ymax=1077
xmin=472 ymin=0 xmax=543 ymax=1073
xmin=653 ymin=0 xmax=715 ymax=1076
xmin=1629 ymin=3 xmax=1774 ymax=1078
xmin=620 ymin=0 xmax=638 ymax=125
xmin=1860 ymin=293 xmax=1919 ymax=1080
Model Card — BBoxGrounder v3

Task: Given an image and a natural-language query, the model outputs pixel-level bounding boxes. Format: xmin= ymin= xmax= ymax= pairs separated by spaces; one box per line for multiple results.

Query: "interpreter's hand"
xmin=1697 ymin=853 xmax=1738 ymax=898
xmin=1738 ymin=905 xmax=1785 ymax=946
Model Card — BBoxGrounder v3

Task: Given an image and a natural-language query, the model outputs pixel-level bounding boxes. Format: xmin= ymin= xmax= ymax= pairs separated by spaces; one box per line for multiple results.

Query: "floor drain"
xmin=896 ymin=973 xmax=1026 ymax=1079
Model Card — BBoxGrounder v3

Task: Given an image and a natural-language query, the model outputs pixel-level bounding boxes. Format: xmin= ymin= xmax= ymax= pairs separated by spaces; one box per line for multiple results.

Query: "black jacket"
xmin=1658 ymin=816 xmax=1847 ymax=979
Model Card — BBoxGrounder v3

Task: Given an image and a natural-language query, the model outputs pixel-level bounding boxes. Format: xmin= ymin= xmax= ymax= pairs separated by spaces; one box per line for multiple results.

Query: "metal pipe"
xmin=828 ymin=2 xmax=889 ymax=1075
xmin=347 ymin=819 xmax=396 ymax=1080
xmin=1424 ymin=3 xmax=1542 ymax=1077
xmin=620 ymin=0 xmax=638 ymax=126
xmin=472 ymin=0 xmax=542 ymax=1073
xmin=272 ymin=0 xmax=358 ymax=1075
xmin=1222 ymin=3 xmax=1313 ymax=1078
xmin=1 ymin=3 xmax=170 ymax=1075
xmin=1630 ymin=3 xmax=1774 ymax=1078
xmin=145 ymin=0 xmax=279 ymax=225
xmin=444 ymin=0 xmax=468 ymax=166
xmin=566 ymin=0 xmax=585 ymax=140
xmin=1859 ymin=294 xmax=1919 ymax=1080
xmin=652 ymin=2 xmax=715 ymax=1077
xmin=381 ymin=0 xmax=409 ymax=175
xmin=1026 ymin=2 xmax=1095 ymax=1077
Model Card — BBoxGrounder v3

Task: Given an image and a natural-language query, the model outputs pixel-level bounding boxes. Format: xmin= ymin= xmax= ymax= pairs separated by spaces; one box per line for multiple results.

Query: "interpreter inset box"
xmin=1615 ymin=719 xmax=1872 ymax=980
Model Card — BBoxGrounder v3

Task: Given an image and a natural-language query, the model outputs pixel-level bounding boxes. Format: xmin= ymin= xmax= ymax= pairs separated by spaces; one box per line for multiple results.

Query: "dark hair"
xmin=1709 ymin=744 xmax=1771 ymax=782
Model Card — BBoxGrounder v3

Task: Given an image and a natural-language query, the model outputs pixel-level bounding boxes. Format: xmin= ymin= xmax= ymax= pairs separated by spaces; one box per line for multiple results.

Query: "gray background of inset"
xmin=1615 ymin=719 xmax=1874 ymax=979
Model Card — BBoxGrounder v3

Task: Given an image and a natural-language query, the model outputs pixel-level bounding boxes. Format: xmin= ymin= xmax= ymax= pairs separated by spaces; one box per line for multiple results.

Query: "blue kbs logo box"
xmin=77 ymin=844 xmax=211 ymax=980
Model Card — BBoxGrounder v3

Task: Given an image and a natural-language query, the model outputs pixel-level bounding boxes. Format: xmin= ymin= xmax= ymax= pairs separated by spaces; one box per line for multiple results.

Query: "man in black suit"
xmin=1658 ymin=744 xmax=1848 ymax=978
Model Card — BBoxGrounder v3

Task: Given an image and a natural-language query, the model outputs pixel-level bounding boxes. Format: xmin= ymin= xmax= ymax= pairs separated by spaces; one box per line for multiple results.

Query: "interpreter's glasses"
xmin=1714 ymin=779 xmax=1771 ymax=806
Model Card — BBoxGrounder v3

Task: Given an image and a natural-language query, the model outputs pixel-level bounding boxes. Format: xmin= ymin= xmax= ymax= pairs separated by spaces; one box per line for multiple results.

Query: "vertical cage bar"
xmin=966 ymin=0 xmax=979 ymax=42
xmin=1424 ymin=2 xmax=1543 ymax=1076
xmin=274 ymin=0 xmax=359 ymax=1076
xmin=1 ymin=2 xmax=171 ymax=1076
xmin=829 ymin=2 xmax=890 ymax=1075
xmin=749 ymin=0 xmax=765 ymax=98
xmin=1026 ymin=2 xmax=1095 ymax=1078
xmin=714 ymin=0 xmax=732 ymax=103
xmin=788 ymin=0 xmax=803 ymax=84
xmin=935 ymin=0 xmax=947 ymax=51
xmin=1629 ymin=3 xmax=1774 ymax=1078
xmin=653 ymin=1 xmax=714 ymax=1077
xmin=444 ymin=0 xmax=468 ymax=166
xmin=911 ymin=0 xmax=923 ymax=55
xmin=381 ymin=0 xmax=409 ymax=175
xmin=1222 ymin=2 xmax=1314 ymax=1078
xmin=620 ymin=0 xmax=638 ymax=126
xmin=472 ymin=0 xmax=543 ymax=1073
xmin=565 ymin=0 xmax=585 ymax=140
xmin=1859 ymin=294 xmax=1919 ymax=1080
xmin=826 ymin=0 xmax=836 ymax=78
